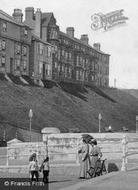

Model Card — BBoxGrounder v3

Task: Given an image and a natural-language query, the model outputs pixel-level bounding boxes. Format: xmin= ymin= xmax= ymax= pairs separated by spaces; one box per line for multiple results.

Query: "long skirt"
xmin=79 ymin=157 xmax=90 ymax=179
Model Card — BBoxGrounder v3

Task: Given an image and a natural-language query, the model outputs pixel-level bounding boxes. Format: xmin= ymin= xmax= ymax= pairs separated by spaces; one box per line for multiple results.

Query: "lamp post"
xmin=29 ymin=109 xmax=33 ymax=142
xmin=98 ymin=113 xmax=102 ymax=133
xmin=136 ymin=115 xmax=138 ymax=133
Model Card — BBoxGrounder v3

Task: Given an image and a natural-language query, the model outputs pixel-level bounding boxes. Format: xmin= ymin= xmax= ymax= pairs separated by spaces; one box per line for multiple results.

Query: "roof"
xmin=41 ymin=12 xmax=54 ymax=26
xmin=7 ymin=138 xmax=22 ymax=144
xmin=40 ymin=12 xmax=109 ymax=55
xmin=59 ymin=31 xmax=110 ymax=56
xmin=32 ymin=34 xmax=54 ymax=46
xmin=0 ymin=9 xmax=31 ymax=28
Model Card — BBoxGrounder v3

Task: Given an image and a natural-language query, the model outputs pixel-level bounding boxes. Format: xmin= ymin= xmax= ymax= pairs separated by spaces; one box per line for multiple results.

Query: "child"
xmin=29 ymin=157 xmax=39 ymax=182
xmin=40 ymin=157 xmax=50 ymax=184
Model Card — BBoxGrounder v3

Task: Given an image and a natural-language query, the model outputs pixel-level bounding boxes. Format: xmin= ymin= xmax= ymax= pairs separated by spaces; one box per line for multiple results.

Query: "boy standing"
xmin=40 ymin=157 xmax=50 ymax=184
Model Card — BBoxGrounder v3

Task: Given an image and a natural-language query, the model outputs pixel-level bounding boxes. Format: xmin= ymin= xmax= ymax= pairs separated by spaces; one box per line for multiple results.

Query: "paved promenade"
xmin=58 ymin=168 xmax=138 ymax=190
xmin=0 ymin=168 xmax=138 ymax=190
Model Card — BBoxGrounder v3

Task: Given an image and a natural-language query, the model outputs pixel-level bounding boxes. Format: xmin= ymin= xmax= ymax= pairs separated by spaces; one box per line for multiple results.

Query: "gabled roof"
xmin=41 ymin=12 xmax=54 ymax=26
xmin=59 ymin=31 xmax=110 ymax=56
xmin=32 ymin=34 xmax=54 ymax=46
xmin=0 ymin=9 xmax=31 ymax=28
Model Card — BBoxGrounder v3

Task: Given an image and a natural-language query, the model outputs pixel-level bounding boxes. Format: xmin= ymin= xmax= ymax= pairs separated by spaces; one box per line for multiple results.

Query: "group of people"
xmin=78 ymin=135 xmax=102 ymax=179
xmin=29 ymin=153 xmax=49 ymax=184
xmin=28 ymin=136 xmax=102 ymax=182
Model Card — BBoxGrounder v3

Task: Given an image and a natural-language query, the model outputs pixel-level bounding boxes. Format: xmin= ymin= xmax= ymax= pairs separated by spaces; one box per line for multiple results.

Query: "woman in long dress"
xmin=89 ymin=139 xmax=102 ymax=168
xmin=78 ymin=138 xmax=90 ymax=179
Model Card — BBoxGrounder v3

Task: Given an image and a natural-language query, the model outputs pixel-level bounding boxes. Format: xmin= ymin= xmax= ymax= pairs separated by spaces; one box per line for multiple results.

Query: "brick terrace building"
xmin=29 ymin=34 xmax=53 ymax=84
xmin=24 ymin=7 xmax=110 ymax=87
xmin=0 ymin=9 xmax=31 ymax=76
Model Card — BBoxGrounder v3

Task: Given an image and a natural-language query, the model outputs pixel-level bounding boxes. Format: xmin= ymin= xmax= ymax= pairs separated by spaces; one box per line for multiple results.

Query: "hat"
xmin=90 ymin=139 xmax=97 ymax=145
xmin=29 ymin=153 xmax=36 ymax=161
xmin=82 ymin=134 xmax=93 ymax=143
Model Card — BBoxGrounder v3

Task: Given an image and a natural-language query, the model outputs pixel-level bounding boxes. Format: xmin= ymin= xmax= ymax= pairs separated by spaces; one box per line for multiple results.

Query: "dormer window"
xmin=50 ymin=28 xmax=57 ymax=39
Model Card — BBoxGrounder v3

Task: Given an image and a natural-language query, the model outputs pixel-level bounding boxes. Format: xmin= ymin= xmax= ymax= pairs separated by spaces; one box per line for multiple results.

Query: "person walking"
xmin=89 ymin=139 xmax=102 ymax=167
xmin=78 ymin=138 xmax=90 ymax=179
xmin=40 ymin=157 xmax=50 ymax=184
xmin=29 ymin=157 xmax=39 ymax=182
xmin=88 ymin=138 xmax=102 ymax=177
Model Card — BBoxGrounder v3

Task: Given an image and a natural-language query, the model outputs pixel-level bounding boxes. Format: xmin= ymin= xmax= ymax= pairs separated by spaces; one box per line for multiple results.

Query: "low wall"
xmin=0 ymin=133 xmax=138 ymax=175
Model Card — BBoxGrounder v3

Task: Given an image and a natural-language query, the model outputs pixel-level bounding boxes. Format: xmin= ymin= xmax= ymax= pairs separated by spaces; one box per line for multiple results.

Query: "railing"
xmin=121 ymin=134 xmax=138 ymax=171
xmin=0 ymin=134 xmax=138 ymax=171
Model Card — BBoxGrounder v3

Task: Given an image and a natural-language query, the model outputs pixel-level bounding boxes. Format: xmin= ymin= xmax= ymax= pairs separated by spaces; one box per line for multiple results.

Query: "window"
xmin=76 ymin=70 xmax=79 ymax=80
xmin=50 ymin=29 xmax=57 ymax=39
xmin=91 ymin=75 xmax=94 ymax=81
xmin=0 ymin=55 xmax=6 ymax=67
xmin=69 ymin=52 xmax=71 ymax=60
xmin=65 ymin=66 xmax=67 ymax=77
xmin=58 ymin=65 xmax=60 ymax=72
xmin=0 ymin=40 xmax=6 ymax=50
xmin=15 ymin=59 xmax=20 ymax=70
xmin=47 ymin=47 xmax=51 ymax=57
xmin=2 ymin=22 xmax=7 ymax=32
xmin=16 ymin=44 xmax=21 ymax=54
xmin=65 ymin=52 xmax=68 ymax=59
xmin=38 ymin=61 xmax=43 ymax=74
xmin=62 ymin=65 xmax=64 ymax=72
xmin=24 ymin=28 xmax=28 ymax=36
xmin=23 ymin=60 xmax=27 ymax=70
xmin=22 ymin=46 xmax=27 ymax=56
xmin=76 ymin=56 xmax=79 ymax=66
xmin=38 ymin=43 xmax=43 ymax=55
xmin=85 ymin=72 xmax=88 ymax=80
xmin=62 ymin=49 xmax=64 ymax=57
xmin=45 ymin=64 xmax=51 ymax=76
xmin=58 ymin=50 xmax=60 ymax=60
xmin=55 ymin=62 xmax=58 ymax=68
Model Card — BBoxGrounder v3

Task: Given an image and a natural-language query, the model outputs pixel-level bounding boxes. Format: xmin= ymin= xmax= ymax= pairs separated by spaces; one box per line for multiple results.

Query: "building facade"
xmin=0 ymin=9 xmax=31 ymax=76
xmin=24 ymin=7 xmax=110 ymax=87
xmin=29 ymin=34 xmax=53 ymax=83
xmin=0 ymin=7 xmax=110 ymax=87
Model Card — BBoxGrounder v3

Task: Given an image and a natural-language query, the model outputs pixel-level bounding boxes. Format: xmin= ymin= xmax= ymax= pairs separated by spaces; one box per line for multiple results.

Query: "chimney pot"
xmin=25 ymin=7 xmax=34 ymax=21
xmin=80 ymin=34 xmax=89 ymax=45
xmin=12 ymin=9 xmax=23 ymax=22
xmin=93 ymin=43 xmax=101 ymax=51
xmin=66 ymin=27 xmax=74 ymax=38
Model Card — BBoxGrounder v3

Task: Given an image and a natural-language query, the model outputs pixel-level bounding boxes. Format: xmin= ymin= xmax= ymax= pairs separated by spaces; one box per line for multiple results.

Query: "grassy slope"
xmin=0 ymin=80 xmax=138 ymax=141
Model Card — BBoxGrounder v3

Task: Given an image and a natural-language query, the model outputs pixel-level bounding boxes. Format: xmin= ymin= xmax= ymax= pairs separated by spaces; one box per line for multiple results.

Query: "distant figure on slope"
xmin=78 ymin=138 xmax=90 ymax=179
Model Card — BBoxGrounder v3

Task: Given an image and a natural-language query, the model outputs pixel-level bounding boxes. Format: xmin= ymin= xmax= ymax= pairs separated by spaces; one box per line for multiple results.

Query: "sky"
xmin=1 ymin=0 xmax=138 ymax=89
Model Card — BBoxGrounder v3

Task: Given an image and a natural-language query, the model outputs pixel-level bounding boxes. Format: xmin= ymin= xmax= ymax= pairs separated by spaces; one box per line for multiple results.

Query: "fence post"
xmin=6 ymin=147 xmax=8 ymax=167
xmin=121 ymin=135 xmax=128 ymax=171
xmin=76 ymin=138 xmax=80 ymax=165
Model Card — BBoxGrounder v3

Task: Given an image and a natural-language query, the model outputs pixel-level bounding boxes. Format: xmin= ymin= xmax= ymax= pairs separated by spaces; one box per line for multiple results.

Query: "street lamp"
xmin=98 ymin=113 xmax=102 ymax=133
xmin=29 ymin=109 xmax=33 ymax=142
xmin=136 ymin=115 xmax=138 ymax=133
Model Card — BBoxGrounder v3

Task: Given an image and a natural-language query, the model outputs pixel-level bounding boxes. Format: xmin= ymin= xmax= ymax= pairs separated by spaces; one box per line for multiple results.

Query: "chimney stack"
xmin=66 ymin=27 xmax=74 ymax=38
xmin=80 ymin=34 xmax=89 ymax=45
xmin=93 ymin=43 xmax=101 ymax=51
xmin=35 ymin=8 xmax=41 ymax=37
xmin=12 ymin=9 xmax=23 ymax=23
xmin=25 ymin=7 xmax=34 ymax=21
